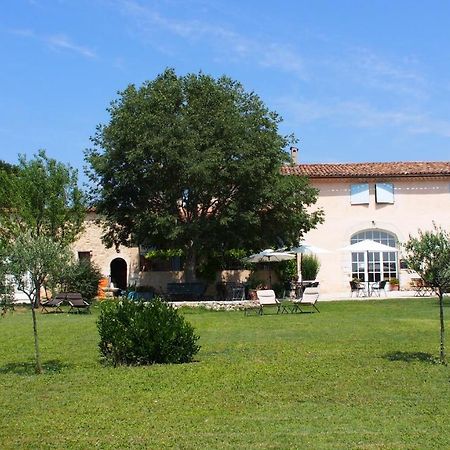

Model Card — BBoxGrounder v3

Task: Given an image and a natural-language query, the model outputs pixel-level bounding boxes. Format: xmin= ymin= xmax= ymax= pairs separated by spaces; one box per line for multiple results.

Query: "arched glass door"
xmin=351 ymin=230 xmax=398 ymax=282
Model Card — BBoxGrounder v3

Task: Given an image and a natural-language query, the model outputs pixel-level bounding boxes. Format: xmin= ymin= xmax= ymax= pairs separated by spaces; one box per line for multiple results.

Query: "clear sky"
xmin=1 ymin=0 xmax=450 ymax=183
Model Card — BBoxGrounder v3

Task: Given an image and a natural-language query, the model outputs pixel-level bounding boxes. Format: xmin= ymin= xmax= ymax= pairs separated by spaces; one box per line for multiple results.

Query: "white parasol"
xmin=245 ymin=249 xmax=295 ymax=287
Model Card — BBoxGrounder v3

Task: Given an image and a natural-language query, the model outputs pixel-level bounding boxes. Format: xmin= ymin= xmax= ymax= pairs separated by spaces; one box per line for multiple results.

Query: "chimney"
xmin=290 ymin=146 xmax=299 ymax=164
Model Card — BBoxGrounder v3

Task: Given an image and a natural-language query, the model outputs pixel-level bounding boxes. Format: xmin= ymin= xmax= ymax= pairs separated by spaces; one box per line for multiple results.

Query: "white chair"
xmin=244 ymin=289 xmax=281 ymax=315
xmin=292 ymin=287 xmax=320 ymax=313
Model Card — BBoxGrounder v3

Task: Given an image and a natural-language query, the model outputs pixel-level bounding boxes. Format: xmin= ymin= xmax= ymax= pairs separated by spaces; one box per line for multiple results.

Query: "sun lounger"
xmin=66 ymin=292 xmax=91 ymax=313
xmin=41 ymin=293 xmax=65 ymax=313
xmin=292 ymin=287 xmax=320 ymax=313
xmin=244 ymin=289 xmax=282 ymax=315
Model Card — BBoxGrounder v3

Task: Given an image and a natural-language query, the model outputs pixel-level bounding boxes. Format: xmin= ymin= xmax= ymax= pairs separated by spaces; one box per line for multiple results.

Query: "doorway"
xmin=110 ymin=258 xmax=127 ymax=290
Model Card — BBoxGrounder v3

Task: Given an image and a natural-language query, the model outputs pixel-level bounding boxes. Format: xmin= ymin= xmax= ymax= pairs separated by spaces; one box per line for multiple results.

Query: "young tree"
xmin=0 ymin=152 xmax=85 ymax=374
xmin=0 ymin=150 xmax=86 ymax=245
xmin=404 ymin=225 xmax=450 ymax=365
xmin=6 ymin=232 xmax=72 ymax=374
xmin=86 ymin=69 xmax=323 ymax=280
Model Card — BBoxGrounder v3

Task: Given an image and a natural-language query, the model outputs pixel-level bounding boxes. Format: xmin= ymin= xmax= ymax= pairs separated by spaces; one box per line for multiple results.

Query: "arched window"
xmin=350 ymin=230 xmax=398 ymax=282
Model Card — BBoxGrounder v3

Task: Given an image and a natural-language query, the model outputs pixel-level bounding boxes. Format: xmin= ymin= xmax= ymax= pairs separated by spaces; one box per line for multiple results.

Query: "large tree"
xmin=404 ymin=225 xmax=450 ymax=365
xmin=86 ymin=69 xmax=323 ymax=280
xmin=0 ymin=150 xmax=86 ymax=245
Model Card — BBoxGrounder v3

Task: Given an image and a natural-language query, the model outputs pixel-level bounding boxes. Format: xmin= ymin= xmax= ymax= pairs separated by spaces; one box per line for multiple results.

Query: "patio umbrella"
xmin=287 ymin=242 xmax=330 ymax=282
xmin=340 ymin=239 xmax=399 ymax=253
xmin=245 ymin=249 xmax=295 ymax=287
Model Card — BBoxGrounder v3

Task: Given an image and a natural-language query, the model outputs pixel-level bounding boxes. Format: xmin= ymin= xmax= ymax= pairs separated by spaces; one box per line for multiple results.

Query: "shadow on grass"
xmin=383 ymin=351 xmax=439 ymax=364
xmin=0 ymin=359 xmax=71 ymax=375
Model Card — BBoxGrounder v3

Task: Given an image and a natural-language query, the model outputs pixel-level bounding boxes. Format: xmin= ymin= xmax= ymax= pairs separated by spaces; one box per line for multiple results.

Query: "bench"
xmin=166 ymin=282 xmax=207 ymax=301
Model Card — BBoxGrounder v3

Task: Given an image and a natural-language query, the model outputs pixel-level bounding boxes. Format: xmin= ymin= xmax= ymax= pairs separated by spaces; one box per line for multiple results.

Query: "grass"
xmin=0 ymin=298 xmax=449 ymax=449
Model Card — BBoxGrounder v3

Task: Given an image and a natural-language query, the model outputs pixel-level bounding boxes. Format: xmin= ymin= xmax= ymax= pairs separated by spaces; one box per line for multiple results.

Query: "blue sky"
xmin=1 ymin=0 xmax=450 ymax=183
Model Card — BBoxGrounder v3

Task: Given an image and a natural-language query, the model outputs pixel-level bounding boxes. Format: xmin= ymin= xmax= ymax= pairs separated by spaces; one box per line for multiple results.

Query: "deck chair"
xmin=256 ymin=289 xmax=281 ymax=315
xmin=292 ymin=287 xmax=320 ymax=313
xmin=41 ymin=293 xmax=65 ymax=313
xmin=66 ymin=292 xmax=91 ymax=314
xmin=371 ymin=279 xmax=387 ymax=296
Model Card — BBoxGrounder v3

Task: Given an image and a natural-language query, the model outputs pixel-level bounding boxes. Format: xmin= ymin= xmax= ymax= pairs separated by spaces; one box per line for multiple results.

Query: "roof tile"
xmin=281 ymin=161 xmax=450 ymax=178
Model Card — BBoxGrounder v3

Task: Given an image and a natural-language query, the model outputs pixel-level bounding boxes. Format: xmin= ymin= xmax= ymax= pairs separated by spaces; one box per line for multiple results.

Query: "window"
xmin=350 ymin=230 xmax=398 ymax=282
xmin=78 ymin=251 xmax=91 ymax=263
xmin=350 ymin=183 xmax=369 ymax=205
xmin=375 ymin=183 xmax=394 ymax=204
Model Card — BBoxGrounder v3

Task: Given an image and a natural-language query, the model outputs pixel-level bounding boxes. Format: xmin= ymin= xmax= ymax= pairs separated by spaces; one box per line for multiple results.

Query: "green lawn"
xmin=0 ymin=299 xmax=449 ymax=449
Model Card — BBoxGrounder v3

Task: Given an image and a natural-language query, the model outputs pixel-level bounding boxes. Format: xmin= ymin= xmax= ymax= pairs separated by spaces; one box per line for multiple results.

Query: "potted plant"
xmin=389 ymin=278 xmax=400 ymax=291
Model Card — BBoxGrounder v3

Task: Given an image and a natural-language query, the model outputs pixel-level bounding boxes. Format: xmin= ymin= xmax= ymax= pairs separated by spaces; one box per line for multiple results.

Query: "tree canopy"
xmin=0 ymin=150 xmax=86 ymax=246
xmin=86 ymin=69 xmax=323 ymax=279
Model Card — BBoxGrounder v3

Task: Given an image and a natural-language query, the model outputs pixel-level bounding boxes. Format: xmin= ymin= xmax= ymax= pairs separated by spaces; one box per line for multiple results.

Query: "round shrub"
xmin=97 ymin=298 xmax=200 ymax=366
xmin=59 ymin=261 xmax=103 ymax=301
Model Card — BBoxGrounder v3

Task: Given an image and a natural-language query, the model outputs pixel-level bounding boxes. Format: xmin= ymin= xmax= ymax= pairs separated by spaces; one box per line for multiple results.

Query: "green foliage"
xmin=245 ymin=272 xmax=266 ymax=290
xmin=145 ymin=248 xmax=184 ymax=259
xmin=276 ymin=259 xmax=297 ymax=284
xmin=404 ymin=224 xmax=450 ymax=364
xmin=86 ymin=68 xmax=323 ymax=280
xmin=58 ymin=261 xmax=103 ymax=301
xmin=0 ymin=150 xmax=86 ymax=245
xmin=404 ymin=225 xmax=450 ymax=294
xmin=97 ymin=298 xmax=200 ymax=365
xmin=6 ymin=231 xmax=73 ymax=307
xmin=301 ymin=254 xmax=321 ymax=280
xmin=5 ymin=231 xmax=73 ymax=373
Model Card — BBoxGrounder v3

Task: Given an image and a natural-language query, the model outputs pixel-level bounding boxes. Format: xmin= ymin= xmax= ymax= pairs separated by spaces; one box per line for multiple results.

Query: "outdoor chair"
xmin=66 ymin=292 xmax=91 ymax=314
xmin=292 ymin=287 xmax=320 ymax=313
xmin=231 ymin=286 xmax=245 ymax=301
xmin=244 ymin=289 xmax=281 ymax=315
xmin=350 ymin=280 xmax=365 ymax=297
xmin=371 ymin=279 xmax=387 ymax=296
xmin=41 ymin=293 xmax=65 ymax=313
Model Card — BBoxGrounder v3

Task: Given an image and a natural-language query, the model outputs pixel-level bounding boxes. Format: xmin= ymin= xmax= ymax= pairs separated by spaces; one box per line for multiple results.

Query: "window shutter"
xmin=350 ymin=183 xmax=369 ymax=204
xmin=375 ymin=183 xmax=394 ymax=204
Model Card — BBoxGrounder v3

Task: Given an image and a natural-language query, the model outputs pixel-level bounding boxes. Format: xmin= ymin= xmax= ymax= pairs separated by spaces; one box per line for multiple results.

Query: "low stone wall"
xmin=170 ymin=300 xmax=252 ymax=311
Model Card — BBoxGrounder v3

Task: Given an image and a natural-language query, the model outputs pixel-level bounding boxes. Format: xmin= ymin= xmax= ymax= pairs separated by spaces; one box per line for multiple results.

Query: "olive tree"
xmin=6 ymin=232 xmax=72 ymax=373
xmin=0 ymin=150 xmax=86 ymax=245
xmin=404 ymin=225 xmax=450 ymax=365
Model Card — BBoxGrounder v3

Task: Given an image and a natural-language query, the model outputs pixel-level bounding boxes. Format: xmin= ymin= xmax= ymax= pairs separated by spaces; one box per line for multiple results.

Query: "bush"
xmin=301 ymin=254 xmax=320 ymax=280
xmin=59 ymin=261 xmax=103 ymax=301
xmin=97 ymin=298 xmax=200 ymax=366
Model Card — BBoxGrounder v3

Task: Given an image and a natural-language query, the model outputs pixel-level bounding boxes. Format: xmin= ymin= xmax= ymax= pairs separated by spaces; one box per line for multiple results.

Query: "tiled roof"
xmin=281 ymin=161 xmax=450 ymax=179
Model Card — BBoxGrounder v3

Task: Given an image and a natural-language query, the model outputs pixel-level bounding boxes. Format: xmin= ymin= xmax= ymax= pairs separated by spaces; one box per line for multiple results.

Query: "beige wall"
xmin=72 ymin=212 xmax=140 ymax=286
xmin=73 ymin=213 xmax=255 ymax=294
xmin=74 ymin=176 xmax=450 ymax=296
xmin=303 ymin=177 xmax=450 ymax=293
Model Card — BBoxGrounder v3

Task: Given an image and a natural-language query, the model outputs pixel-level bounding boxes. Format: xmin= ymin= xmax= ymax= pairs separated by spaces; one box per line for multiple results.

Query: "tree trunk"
xmin=438 ymin=290 xmax=446 ymax=365
xmin=32 ymin=284 xmax=43 ymax=374
xmin=184 ymin=243 xmax=197 ymax=282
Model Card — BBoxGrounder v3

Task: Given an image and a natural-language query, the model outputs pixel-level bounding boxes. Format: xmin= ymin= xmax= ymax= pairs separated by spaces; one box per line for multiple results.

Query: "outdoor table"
xmin=278 ymin=298 xmax=294 ymax=314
